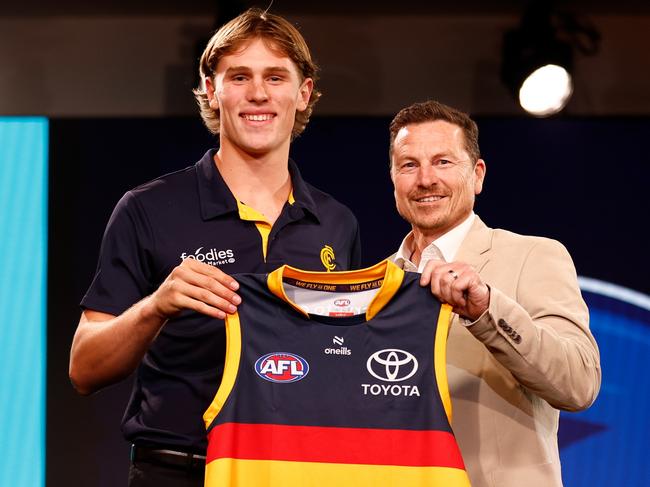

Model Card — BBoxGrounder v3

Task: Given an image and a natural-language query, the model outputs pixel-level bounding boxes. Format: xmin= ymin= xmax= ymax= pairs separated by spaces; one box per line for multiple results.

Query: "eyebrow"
xmin=264 ymin=66 xmax=292 ymax=74
xmin=396 ymin=149 xmax=453 ymax=160
xmin=225 ymin=66 xmax=292 ymax=75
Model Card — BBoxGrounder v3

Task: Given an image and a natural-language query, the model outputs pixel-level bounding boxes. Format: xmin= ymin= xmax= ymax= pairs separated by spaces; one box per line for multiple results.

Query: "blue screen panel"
xmin=0 ymin=118 xmax=48 ymax=487
xmin=560 ymin=278 xmax=650 ymax=486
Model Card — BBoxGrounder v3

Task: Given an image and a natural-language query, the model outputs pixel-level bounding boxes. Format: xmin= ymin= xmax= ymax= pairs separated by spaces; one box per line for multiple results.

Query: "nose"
xmin=247 ymin=77 xmax=269 ymax=103
xmin=417 ymin=164 xmax=440 ymax=187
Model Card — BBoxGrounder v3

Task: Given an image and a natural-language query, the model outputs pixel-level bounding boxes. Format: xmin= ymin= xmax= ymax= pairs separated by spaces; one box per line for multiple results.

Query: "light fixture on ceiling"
xmin=501 ymin=1 xmax=600 ymax=117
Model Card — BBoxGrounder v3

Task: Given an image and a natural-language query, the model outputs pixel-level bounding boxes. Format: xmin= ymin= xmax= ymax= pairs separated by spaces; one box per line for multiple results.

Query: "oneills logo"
xmin=320 ymin=245 xmax=336 ymax=272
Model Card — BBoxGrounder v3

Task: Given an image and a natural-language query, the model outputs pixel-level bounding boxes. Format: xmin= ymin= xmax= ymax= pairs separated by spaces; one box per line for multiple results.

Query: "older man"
xmin=389 ymin=100 xmax=600 ymax=487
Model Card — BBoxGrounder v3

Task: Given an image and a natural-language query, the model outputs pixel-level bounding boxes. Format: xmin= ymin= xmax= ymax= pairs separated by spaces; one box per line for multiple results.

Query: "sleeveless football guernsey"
xmin=204 ymin=259 xmax=470 ymax=486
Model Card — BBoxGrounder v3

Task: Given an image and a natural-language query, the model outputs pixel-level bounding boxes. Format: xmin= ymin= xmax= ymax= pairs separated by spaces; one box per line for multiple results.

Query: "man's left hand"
xmin=420 ymin=260 xmax=490 ymax=321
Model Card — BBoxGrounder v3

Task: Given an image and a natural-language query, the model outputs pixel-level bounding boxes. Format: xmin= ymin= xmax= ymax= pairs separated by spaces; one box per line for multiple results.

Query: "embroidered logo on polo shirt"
xmin=180 ymin=247 xmax=236 ymax=267
xmin=320 ymin=245 xmax=336 ymax=271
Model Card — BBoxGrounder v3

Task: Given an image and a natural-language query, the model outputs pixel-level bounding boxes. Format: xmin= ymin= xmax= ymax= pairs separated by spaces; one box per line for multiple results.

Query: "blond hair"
xmin=193 ymin=8 xmax=321 ymax=139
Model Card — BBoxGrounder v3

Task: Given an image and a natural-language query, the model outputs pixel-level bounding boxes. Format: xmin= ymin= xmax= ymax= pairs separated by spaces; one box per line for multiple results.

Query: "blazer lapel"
xmin=455 ymin=216 xmax=492 ymax=272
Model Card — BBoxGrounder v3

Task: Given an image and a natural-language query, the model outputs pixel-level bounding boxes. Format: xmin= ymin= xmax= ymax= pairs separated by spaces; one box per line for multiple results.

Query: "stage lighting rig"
xmin=501 ymin=1 xmax=600 ymax=117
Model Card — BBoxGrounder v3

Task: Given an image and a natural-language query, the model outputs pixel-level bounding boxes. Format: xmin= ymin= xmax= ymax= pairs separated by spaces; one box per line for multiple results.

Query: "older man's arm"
xmin=420 ymin=238 xmax=601 ymax=411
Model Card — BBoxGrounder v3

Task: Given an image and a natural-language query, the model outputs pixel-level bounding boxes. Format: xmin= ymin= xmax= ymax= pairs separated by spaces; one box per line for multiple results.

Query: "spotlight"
xmin=519 ymin=64 xmax=573 ymax=116
xmin=501 ymin=1 xmax=599 ymax=117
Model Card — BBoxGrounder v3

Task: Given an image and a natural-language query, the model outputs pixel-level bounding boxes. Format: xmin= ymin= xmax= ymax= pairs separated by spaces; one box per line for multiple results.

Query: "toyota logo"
xmin=366 ymin=349 xmax=418 ymax=382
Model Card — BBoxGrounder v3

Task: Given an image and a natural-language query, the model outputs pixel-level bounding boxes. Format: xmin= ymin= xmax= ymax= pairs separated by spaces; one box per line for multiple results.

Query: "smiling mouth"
xmin=241 ymin=114 xmax=275 ymax=121
xmin=415 ymin=196 xmax=445 ymax=203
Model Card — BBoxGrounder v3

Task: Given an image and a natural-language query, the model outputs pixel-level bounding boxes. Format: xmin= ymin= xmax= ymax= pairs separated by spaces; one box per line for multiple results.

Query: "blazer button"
xmin=498 ymin=320 xmax=513 ymax=333
xmin=513 ymin=334 xmax=522 ymax=344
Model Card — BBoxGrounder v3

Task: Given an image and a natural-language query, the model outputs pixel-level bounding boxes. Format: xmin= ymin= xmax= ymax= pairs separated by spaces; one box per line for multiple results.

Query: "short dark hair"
xmin=389 ymin=100 xmax=480 ymax=165
xmin=193 ymin=8 xmax=321 ymax=139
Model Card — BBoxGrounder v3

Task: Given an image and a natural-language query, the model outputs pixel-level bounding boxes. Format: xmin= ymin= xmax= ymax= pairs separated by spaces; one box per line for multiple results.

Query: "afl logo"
xmin=334 ymin=298 xmax=351 ymax=307
xmin=367 ymin=349 xmax=418 ymax=382
xmin=255 ymin=353 xmax=309 ymax=383
xmin=320 ymin=245 xmax=336 ymax=272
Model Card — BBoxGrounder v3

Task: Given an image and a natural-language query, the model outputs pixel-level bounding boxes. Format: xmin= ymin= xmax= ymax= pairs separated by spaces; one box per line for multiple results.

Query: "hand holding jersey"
xmin=419 ymin=259 xmax=490 ymax=322
xmin=150 ymin=258 xmax=241 ymax=321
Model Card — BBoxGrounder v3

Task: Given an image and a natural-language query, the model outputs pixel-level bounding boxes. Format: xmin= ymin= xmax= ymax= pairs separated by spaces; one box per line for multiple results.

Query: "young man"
xmin=69 ymin=9 xmax=360 ymax=486
xmin=388 ymin=100 xmax=600 ymax=487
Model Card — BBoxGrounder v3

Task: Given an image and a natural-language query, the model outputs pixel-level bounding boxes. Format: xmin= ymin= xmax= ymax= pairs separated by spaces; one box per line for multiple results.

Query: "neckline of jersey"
xmin=266 ymin=259 xmax=405 ymax=322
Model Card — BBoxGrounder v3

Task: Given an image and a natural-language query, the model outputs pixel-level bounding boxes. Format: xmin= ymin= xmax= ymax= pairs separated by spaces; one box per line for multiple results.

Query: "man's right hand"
xmin=70 ymin=260 xmax=241 ymax=394
xmin=148 ymin=258 xmax=241 ymax=320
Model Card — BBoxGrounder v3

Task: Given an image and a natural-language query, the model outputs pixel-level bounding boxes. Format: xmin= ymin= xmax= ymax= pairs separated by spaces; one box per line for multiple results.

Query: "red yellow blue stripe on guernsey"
xmin=204 ymin=259 xmax=471 ymax=487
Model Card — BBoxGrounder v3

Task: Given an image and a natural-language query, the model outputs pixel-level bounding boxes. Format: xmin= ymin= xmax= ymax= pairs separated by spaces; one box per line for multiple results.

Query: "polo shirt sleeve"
xmin=80 ymin=191 xmax=156 ymax=316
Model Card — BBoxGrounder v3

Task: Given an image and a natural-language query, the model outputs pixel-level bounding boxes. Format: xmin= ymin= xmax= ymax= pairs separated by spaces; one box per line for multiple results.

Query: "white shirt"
xmin=392 ymin=212 xmax=479 ymax=327
xmin=393 ymin=212 xmax=476 ymax=272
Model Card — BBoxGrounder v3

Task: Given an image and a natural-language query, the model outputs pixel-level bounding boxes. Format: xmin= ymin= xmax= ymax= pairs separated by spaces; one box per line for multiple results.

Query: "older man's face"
xmin=391 ymin=120 xmax=485 ymax=239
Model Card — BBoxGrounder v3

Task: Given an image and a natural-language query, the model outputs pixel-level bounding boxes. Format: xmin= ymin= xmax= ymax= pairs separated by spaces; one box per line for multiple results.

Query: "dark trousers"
xmin=128 ymin=459 xmax=204 ymax=487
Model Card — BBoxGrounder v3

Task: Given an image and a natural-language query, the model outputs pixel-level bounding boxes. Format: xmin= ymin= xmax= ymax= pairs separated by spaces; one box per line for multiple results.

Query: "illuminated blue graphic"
xmin=0 ymin=118 xmax=48 ymax=487
xmin=560 ymin=278 xmax=650 ymax=486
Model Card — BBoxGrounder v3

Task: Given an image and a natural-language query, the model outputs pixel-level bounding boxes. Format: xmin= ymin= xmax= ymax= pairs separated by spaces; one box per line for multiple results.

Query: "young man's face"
xmin=391 ymin=120 xmax=486 ymax=240
xmin=207 ymin=37 xmax=312 ymax=157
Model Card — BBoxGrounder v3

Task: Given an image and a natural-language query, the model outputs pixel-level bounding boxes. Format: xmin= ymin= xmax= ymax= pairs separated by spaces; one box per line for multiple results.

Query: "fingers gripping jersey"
xmin=204 ymin=260 xmax=471 ymax=487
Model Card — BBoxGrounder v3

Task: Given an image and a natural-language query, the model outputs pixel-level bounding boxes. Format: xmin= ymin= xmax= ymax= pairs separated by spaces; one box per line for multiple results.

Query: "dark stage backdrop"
xmin=48 ymin=116 xmax=649 ymax=486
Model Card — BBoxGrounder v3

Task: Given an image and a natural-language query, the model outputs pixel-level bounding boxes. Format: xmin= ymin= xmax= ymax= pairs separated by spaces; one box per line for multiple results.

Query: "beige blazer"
xmin=402 ymin=217 xmax=601 ymax=487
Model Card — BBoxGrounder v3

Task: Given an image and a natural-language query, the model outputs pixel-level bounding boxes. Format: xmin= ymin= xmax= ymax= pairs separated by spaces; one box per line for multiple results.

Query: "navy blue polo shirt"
xmin=81 ymin=148 xmax=361 ymax=452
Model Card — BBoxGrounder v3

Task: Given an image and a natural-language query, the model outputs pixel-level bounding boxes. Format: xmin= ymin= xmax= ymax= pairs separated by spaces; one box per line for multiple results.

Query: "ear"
xmin=296 ymin=78 xmax=314 ymax=112
xmin=204 ymin=77 xmax=219 ymax=111
xmin=473 ymin=159 xmax=486 ymax=195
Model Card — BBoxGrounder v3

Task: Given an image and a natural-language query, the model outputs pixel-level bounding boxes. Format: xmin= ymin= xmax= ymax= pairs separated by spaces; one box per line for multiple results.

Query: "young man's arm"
xmin=69 ymin=258 xmax=240 ymax=395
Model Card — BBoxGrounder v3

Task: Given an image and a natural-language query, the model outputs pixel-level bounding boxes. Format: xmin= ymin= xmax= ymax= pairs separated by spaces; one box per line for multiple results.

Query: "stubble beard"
xmin=397 ymin=202 xmax=449 ymax=233
xmin=400 ymin=197 xmax=473 ymax=236
xmin=411 ymin=210 xmax=449 ymax=233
